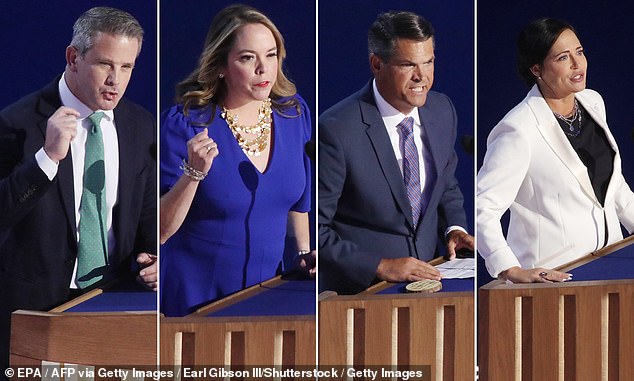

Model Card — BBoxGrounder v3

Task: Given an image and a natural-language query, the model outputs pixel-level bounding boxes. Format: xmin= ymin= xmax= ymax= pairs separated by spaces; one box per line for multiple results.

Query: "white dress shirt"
xmin=372 ymin=80 xmax=466 ymax=236
xmin=35 ymin=74 xmax=119 ymax=287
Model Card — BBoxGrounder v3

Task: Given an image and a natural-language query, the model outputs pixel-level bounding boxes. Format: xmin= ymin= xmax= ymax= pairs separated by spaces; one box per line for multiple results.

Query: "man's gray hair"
xmin=71 ymin=7 xmax=144 ymax=56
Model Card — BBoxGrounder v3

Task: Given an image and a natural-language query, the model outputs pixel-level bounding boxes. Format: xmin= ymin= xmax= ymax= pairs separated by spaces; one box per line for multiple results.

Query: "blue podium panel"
xmin=376 ymin=278 xmax=474 ymax=295
xmin=64 ymin=280 xmax=156 ymax=313
xmin=570 ymin=242 xmax=634 ymax=281
xmin=205 ymin=279 xmax=315 ymax=317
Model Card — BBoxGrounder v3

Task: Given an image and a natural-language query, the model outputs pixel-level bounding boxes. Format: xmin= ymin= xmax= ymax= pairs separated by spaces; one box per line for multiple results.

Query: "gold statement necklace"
xmin=221 ymin=98 xmax=272 ymax=156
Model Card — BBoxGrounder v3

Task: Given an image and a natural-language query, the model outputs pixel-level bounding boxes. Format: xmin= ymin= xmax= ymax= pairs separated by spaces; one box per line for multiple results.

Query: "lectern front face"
xmin=10 ymin=281 xmax=158 ymax=377
xmin=160 ymin=276 xmax=317 ymax=368
xmin=319 ymin=278 xmax=475 ymax=381
xmin=479 ymin=238 xmax=634 ymax=380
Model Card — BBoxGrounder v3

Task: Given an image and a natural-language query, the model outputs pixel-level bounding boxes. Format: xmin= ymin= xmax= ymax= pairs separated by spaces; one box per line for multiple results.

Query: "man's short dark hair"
xmin=368 ymin=11 xmax=434 ymax=62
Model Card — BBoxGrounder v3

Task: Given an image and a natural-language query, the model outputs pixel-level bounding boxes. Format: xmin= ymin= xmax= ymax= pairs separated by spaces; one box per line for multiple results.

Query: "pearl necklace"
xmin=553 ymin=98 xmax=582 ymax=138
xmin=221 ymin=98 xmax=272 ymax=156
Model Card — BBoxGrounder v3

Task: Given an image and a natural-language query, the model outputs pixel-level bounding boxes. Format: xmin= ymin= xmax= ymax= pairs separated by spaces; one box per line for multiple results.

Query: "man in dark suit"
xmin=0 ymin=7 xmax=156 ymax=371
xmin=319 ymin=11 xmax=474 ymax=294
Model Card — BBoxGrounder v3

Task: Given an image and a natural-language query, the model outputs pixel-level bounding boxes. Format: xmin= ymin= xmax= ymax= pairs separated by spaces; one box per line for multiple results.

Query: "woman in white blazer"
xmin=477 ymin=18 xmax=634 ymax=283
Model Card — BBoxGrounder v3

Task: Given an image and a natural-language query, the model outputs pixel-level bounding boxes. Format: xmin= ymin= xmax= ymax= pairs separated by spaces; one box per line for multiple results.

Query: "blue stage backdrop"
xmin=477 ymin=1 xmax=634 ymax=285
xmin=160 ymin=1 xmax=317 ymax=269
xmin=319 ymin=1 xmax=475 ymax=234
xmin=0 ymin=1 xmax=156 ymax=115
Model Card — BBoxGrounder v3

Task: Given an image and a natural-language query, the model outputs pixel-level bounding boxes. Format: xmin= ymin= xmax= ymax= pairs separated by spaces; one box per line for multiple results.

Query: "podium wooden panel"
xmin=319 ymin=264 xmax=474 ymax=380
xmin=160 ymin=275 xmax=316 ymax=366
xmin=10 ymin=280 xmax=157 ymax=368
xmin=479 ymin=236 xmax=634 ymax=381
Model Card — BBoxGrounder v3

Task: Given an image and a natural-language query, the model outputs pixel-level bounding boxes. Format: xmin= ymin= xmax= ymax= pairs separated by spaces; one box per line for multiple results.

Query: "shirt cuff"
xmin=484 ymin=245 xmax=522 ymax=279
xmin=445 ymin=225 xmax=467 ymax=238
xmin=35 ymin=147 xmax=58 ymax=180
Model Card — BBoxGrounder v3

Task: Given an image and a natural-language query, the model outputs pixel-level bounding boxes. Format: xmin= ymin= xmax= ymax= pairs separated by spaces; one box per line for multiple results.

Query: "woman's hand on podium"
xmin=500 ymin=266 xmax=572 ymax=283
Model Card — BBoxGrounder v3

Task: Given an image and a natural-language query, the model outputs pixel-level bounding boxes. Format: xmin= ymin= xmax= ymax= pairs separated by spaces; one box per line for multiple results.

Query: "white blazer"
xmin=477 ymin=85 xmax=634 ymax=277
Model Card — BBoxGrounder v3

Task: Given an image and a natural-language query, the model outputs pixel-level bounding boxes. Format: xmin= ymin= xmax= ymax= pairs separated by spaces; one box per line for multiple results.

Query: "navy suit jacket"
xmin=318 ymin=81 xmax=467 ymax=294
xmin=0 ymin=78 xmax=156 ymax=367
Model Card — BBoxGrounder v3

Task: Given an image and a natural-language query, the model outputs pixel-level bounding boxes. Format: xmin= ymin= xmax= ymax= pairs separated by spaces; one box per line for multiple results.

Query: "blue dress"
xmin=160 ymin=95 xmax=311 ymax=316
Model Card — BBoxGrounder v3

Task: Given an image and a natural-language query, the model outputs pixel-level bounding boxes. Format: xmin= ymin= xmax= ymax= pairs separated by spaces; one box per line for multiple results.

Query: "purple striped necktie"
xmin=398 ymin=116 xmax=422 ymax=226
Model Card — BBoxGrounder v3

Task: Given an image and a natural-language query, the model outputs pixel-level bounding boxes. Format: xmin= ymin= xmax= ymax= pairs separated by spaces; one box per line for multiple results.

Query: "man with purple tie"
xmin=319 ymin=11 xmax=473 ymax=294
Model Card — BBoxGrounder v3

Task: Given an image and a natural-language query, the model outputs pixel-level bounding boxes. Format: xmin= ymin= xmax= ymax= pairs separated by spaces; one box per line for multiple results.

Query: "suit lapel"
xmin=415 ymin=103 xmax=443 ymax=229
xmin=527 ymin=85 xmax=598 ymax=204
xmin=417 ymin=106 xmax=442 ymax=175
xmin=113 ymin=103 xmax=135 ymax=250
xmin=37 ymin=79 xmax=78 ymax=242
xmin=575 ymin=90 xmax=621 ymax=205
xmin=358 ymin=85 xmax=415 ymax=229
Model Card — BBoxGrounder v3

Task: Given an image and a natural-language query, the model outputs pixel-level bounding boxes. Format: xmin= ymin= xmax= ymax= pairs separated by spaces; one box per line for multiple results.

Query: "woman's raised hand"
xmin=186 ymin=128 xmax=218 ymax=175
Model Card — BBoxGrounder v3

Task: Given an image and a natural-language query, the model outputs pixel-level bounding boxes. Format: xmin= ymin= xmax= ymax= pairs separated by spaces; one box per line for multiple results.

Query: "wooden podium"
xmin=10 ymin=280 xmax=157 ymax=369
xmin=479 ymin=235 xmax=634 ymax=380
xmin=160 ymin=275 xmax=316 ymax=367
xmin=319 ymin=260 xmax=474 ymax=381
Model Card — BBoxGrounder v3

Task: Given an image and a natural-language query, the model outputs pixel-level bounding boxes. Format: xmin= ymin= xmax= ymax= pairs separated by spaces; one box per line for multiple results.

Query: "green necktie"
xmin=76 ymin=111 xmax=108 ymax=289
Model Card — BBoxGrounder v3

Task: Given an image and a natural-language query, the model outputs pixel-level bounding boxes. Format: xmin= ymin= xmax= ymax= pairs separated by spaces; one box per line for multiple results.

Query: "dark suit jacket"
xmin=0 ymin=78 xmax=156 ymax=368
xmin=318 ymin=81 xmax=467 ymax=294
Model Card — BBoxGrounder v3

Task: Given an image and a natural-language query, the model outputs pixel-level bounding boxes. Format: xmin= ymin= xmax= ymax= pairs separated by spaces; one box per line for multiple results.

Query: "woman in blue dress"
xmin=160 ymin=4 xmax=314 ymax=316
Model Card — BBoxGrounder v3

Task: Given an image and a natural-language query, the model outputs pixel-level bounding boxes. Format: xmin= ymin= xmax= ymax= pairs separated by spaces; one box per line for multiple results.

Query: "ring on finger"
xmin=539 ymin=271 xmax=548 ymax=278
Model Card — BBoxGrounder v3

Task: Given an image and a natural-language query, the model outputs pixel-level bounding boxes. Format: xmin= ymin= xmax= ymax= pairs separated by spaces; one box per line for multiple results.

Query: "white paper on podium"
xmin=435 ymin=258 xmax=475 ymax=279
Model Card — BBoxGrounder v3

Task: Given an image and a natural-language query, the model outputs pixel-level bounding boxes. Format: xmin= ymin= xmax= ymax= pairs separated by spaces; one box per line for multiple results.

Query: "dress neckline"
xmin=219 ymin=107 xmax=276 ymax=175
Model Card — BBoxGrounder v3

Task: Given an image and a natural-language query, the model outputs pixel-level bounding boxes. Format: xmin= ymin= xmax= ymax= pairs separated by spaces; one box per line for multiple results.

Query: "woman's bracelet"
xmin=179 ymin=158 xmax=207 ymax=181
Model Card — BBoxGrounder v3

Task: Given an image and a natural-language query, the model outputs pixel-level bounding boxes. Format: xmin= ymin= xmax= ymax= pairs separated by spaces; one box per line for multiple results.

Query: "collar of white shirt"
xmin=372 ymin=79 xmax=420 ymax=129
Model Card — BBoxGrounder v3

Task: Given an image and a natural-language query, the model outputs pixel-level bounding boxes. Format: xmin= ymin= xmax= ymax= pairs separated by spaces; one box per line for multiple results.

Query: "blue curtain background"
xmin=318 ymin=1 xmax=476 ymax=257
xmin=477 ymin=1 xmax=634 ymax=285
xmin=0 ymin=1 xmax=156 ymax=115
